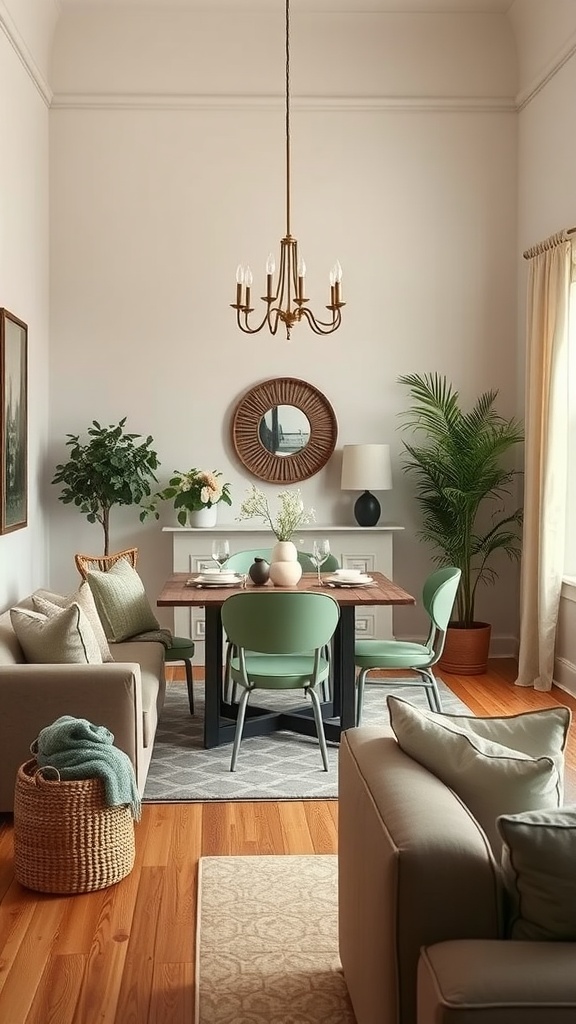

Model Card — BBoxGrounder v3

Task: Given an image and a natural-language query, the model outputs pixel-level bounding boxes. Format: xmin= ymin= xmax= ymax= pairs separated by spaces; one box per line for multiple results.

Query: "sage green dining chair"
xmin=354 ymin=566 xmax=461 ymax=725
xmin=225 ymin=548 xmax=272 ymax=573
xmin=221 ymin=591 xmax=340 ymax=772
xmin=222 ymin=548 xmax=341 ymax=704
xmin=298 ymin=551 xmax=340 ymax=574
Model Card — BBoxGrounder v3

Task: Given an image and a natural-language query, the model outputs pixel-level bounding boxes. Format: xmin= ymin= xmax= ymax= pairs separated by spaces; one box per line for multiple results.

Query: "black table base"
xmin=203 ymin=604 xmax=357 ymax=749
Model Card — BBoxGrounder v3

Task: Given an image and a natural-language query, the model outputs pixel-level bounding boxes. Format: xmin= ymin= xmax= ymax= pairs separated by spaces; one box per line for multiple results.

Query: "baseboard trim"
xmin=554 ymin=656 xmax=576 ymax=698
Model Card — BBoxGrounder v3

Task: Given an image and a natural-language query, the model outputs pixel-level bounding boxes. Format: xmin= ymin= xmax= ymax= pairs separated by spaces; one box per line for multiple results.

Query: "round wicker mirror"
xmin=231 ymin=377 xmax=338 ymax=483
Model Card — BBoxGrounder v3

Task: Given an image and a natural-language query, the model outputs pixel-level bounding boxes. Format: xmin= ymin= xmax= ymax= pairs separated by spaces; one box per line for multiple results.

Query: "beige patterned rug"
xmin=195 ymin=854 xmax=356 ymax=1024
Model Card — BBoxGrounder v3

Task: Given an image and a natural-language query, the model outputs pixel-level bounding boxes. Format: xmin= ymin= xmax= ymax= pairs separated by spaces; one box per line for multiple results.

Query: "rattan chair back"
xmin=75 ymin=547 xmax=138 ymax=579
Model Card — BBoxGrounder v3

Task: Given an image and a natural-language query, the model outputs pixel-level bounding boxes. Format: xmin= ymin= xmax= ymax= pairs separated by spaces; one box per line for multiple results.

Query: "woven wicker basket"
xmin=14 ymin=759 xmax=135 ymax=893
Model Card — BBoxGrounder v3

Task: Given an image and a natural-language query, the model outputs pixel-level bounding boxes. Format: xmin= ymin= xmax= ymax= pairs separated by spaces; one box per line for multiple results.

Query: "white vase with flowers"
xmin=145 ymin=467 xmax=232 ymax=527
xmin=237 ymin=486 xmax=315 ymax=586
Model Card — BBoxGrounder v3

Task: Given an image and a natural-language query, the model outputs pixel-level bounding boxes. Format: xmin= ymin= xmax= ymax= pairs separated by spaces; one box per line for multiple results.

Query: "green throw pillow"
xmin=85 ymin=556 xmax=160 ymax=643
xmin=387 ymin=697 xmax=570 ymax=855
xmin=10 ymin=603 xmax=103 ymax=664
xmin=497 ymin=805 xmax=576 ymax=940
xmin=33 ymin=582 xmax=113 ymax=663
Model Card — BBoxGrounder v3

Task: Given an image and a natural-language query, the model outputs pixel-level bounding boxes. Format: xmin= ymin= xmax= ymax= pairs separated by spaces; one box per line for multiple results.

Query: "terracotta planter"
xmin=438 ymin=622 xmax=491 ymax=675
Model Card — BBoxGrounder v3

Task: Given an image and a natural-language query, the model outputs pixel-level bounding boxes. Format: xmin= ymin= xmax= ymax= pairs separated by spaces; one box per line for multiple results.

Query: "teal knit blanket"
xmin=31 ymin=716 xmax=141 ymax=820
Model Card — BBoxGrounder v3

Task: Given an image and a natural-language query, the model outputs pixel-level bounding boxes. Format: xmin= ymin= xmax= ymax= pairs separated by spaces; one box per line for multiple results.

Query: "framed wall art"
xmin=0 ymin=309 xmax=28 ymax=534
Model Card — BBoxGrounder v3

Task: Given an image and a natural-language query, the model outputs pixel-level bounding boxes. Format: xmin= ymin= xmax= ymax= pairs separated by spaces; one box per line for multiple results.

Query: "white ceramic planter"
xmin=188 ymin=505 xmax=218 ymax=528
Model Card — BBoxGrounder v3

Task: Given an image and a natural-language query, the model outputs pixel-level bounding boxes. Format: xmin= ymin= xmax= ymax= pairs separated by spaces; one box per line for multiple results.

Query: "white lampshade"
xmin=341 ymin=444 xmax=392 ymax=492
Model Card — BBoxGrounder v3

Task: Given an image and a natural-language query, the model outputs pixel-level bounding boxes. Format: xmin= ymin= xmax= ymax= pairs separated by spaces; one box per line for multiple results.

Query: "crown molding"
xmin=516 ymin=28 xmax=576 ymax=111
xmin=0 ymin=1 xmax=53 ymax=106
xmin=50 ymin=92 xmax=516 ymax=113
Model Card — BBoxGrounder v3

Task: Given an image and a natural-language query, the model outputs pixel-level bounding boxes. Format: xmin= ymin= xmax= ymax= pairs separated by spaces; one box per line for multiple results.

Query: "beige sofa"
xmin=0 ymin=593 xmax=166 ymax=812
xmin=339 ymin=725 xmax=576 ymax=1024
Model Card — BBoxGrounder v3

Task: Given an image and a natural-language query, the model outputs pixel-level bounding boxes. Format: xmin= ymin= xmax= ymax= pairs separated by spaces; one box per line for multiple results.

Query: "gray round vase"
xmin=248 ymin=557 xmax=270 ymax=586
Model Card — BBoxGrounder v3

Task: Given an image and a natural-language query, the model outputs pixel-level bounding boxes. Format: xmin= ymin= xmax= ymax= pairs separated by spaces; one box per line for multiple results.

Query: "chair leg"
xmin=223 ymin=643 xmax=240 ymax=705
xmin=230 ymin=687 xmax=251 ymax=772
xmin=184 ymin=658 xmax=194 ymax=715
xmin=223 ymin=643 xmax=233 ymax=703
xmin=321 ymin=644 xmax=332 ymax=703
xmin=421 ymin=670 xmax=443 ymax=712
xmin=356 ymin=668 xmax=369 ymax=726
xmin=307 ymin=686 xmax=329 ymax=772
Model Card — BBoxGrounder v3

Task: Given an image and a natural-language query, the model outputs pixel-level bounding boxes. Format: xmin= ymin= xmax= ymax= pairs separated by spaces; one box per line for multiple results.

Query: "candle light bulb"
xmin=266 ymin=253 xmax=276 ymax=275
xmin=334 ymin=260 xmax=342 ymax=282
xmin=236 ymin=264 xmax=244 ymax=284
xmin=245 ymin=266 xmax=253 ymax=287
xmin=297 ymin=257 xmax=306 ymax=278
xmin=329 ymin=268 xmax=336 ymax=287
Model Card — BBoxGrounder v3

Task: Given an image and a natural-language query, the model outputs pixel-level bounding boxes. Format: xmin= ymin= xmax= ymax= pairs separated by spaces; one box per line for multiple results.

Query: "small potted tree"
xmin=398 ymin=372 xmax=524 ymax=674
xmin=52 ymin=418 xmax=160 ymax=555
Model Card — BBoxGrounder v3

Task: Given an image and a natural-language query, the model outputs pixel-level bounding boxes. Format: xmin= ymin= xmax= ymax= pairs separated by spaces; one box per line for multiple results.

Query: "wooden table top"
xmin=157 ymin=571 xmax=416 ymax=608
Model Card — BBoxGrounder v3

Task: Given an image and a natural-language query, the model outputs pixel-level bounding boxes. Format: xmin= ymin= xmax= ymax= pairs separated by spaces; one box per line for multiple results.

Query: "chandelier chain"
xmin=285 ymin=0 xmax=291 ymax=236
xmin=231 ymin=0 xmax=344 ymax=339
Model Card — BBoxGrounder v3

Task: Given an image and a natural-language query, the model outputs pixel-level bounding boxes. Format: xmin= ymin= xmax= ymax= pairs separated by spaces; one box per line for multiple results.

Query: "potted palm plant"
xmin=397 ymin=372 xmax=524 ymax=674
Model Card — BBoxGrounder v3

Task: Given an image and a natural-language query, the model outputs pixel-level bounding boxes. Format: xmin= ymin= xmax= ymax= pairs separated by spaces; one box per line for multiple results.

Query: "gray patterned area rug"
xmin=143 ymin=677 xmax=470 ymax=802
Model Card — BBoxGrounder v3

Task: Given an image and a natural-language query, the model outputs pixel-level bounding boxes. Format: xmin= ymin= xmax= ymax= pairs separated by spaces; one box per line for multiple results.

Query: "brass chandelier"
xmin=231 ymin=0 xmax=345 ymax=341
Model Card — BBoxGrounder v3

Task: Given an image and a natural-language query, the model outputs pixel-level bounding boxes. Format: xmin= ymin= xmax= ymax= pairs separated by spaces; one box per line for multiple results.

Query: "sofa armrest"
xmin=0 ymin=662 xmax=144 ymax=812
xmin=418 ymin=939 xmax=576 ymax=1023
xmin=339 ymin=727 xmax=502 ymax=1024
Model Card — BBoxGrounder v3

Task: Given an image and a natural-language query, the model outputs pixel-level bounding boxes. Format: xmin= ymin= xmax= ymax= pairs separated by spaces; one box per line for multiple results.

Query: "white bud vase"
xmin=188 ymin=505 xmax=218 ymax=528
xmin=269 ymin=540 xmax=303 ymax=587
xmin=271 ymin=540 xmax=299 ymax=563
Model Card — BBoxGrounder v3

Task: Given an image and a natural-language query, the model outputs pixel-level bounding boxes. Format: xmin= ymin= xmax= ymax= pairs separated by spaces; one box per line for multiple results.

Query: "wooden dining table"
xmin=157 ymin=571 xmax=415 ymax=749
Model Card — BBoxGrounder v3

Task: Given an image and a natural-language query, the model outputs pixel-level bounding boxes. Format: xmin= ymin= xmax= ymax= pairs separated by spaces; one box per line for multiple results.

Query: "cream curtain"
xmin=516 ymin=231 xmax=572 ymax=690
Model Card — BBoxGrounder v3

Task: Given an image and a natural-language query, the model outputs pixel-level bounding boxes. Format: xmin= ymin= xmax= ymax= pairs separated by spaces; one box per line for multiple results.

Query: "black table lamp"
xmin=341 ymin=444 xmax=392 ymax=527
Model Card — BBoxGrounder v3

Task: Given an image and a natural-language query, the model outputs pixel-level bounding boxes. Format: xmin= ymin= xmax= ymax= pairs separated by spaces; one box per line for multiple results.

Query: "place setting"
xmin=322 ymin=568 xmax=375 ymax=588
xmin=186 ymin=540 xmax=247 ymax=588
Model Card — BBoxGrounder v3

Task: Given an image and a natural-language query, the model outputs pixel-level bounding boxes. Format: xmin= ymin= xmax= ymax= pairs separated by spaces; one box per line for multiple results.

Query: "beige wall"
xmin=0 ymin=0 xmax=57 ymax=610
xmin=3 ymin=1 xmax=575 ymax=662
xmin=47 ymin=7 xmax=520 ymax=647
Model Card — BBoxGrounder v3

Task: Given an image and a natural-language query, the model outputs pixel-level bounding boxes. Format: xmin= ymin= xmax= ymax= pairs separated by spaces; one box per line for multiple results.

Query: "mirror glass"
xmin=259 ymin=405 xmax=311 ymax=456
xmin=231 ymin=377 xmax=338 ymax=484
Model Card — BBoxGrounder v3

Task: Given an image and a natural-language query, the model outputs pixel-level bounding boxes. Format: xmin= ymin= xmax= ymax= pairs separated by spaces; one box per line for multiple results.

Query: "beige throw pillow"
xmin=387 ymin=697 xmax=569 ymax=854
xmin=497 ymin=806 xmax=576 ymax=940
xmin=10 ymin=603 xmax=103 ymax=664
xmin=33 ymin=582 xmax=113 ymax=662
xmin=85 ymin=556 xmax=160 ymax=643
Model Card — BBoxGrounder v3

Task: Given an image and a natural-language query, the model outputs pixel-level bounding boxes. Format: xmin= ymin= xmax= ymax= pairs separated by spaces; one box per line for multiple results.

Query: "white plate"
xmin=188 ymin=575 xmax=243 ymax=587
xmin=198 ymin=570 xmax=237 ymax=580
xmin=323 ymin=573 xmax=373 ymax=589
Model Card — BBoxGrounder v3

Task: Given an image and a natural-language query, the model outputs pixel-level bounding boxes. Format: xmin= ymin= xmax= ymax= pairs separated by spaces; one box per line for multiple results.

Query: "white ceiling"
xmin=58 ymin=1 xmax=515 ymax=13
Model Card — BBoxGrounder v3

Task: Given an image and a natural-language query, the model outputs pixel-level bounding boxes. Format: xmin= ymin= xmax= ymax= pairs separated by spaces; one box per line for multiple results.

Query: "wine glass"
xmin=312 ymin=538 xmax=331 ymax=586
xmin=211 ymin=538 xmax=230 ymax=573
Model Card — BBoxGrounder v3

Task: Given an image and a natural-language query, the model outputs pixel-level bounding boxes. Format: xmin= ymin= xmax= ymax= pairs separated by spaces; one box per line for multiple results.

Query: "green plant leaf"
xmin=398 ymin=373 xmax=524 ymax=627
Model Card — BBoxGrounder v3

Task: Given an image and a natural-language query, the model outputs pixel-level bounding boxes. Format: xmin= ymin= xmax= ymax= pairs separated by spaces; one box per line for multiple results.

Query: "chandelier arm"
xmin=297 ymin=305 xmax=343 ymax=335
xmin=236 ymin=307 xmax=282 ymax=335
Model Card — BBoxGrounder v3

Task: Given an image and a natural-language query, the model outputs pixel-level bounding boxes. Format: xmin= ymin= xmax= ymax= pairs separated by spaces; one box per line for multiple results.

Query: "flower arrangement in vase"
xmin=237 ymin=486 xmax=315 ymax=585
xmin=143 ymin=468 xmax=232 ymax=527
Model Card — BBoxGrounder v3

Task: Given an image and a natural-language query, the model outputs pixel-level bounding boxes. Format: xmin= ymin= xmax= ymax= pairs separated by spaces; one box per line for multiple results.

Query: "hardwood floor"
xmin=0 ymin=661 xmax=574 ymax=1023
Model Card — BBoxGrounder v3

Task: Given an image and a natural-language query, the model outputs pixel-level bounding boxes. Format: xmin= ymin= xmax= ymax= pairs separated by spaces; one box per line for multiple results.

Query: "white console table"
xmin=163 ymin=523 xmax=404 ymax=666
